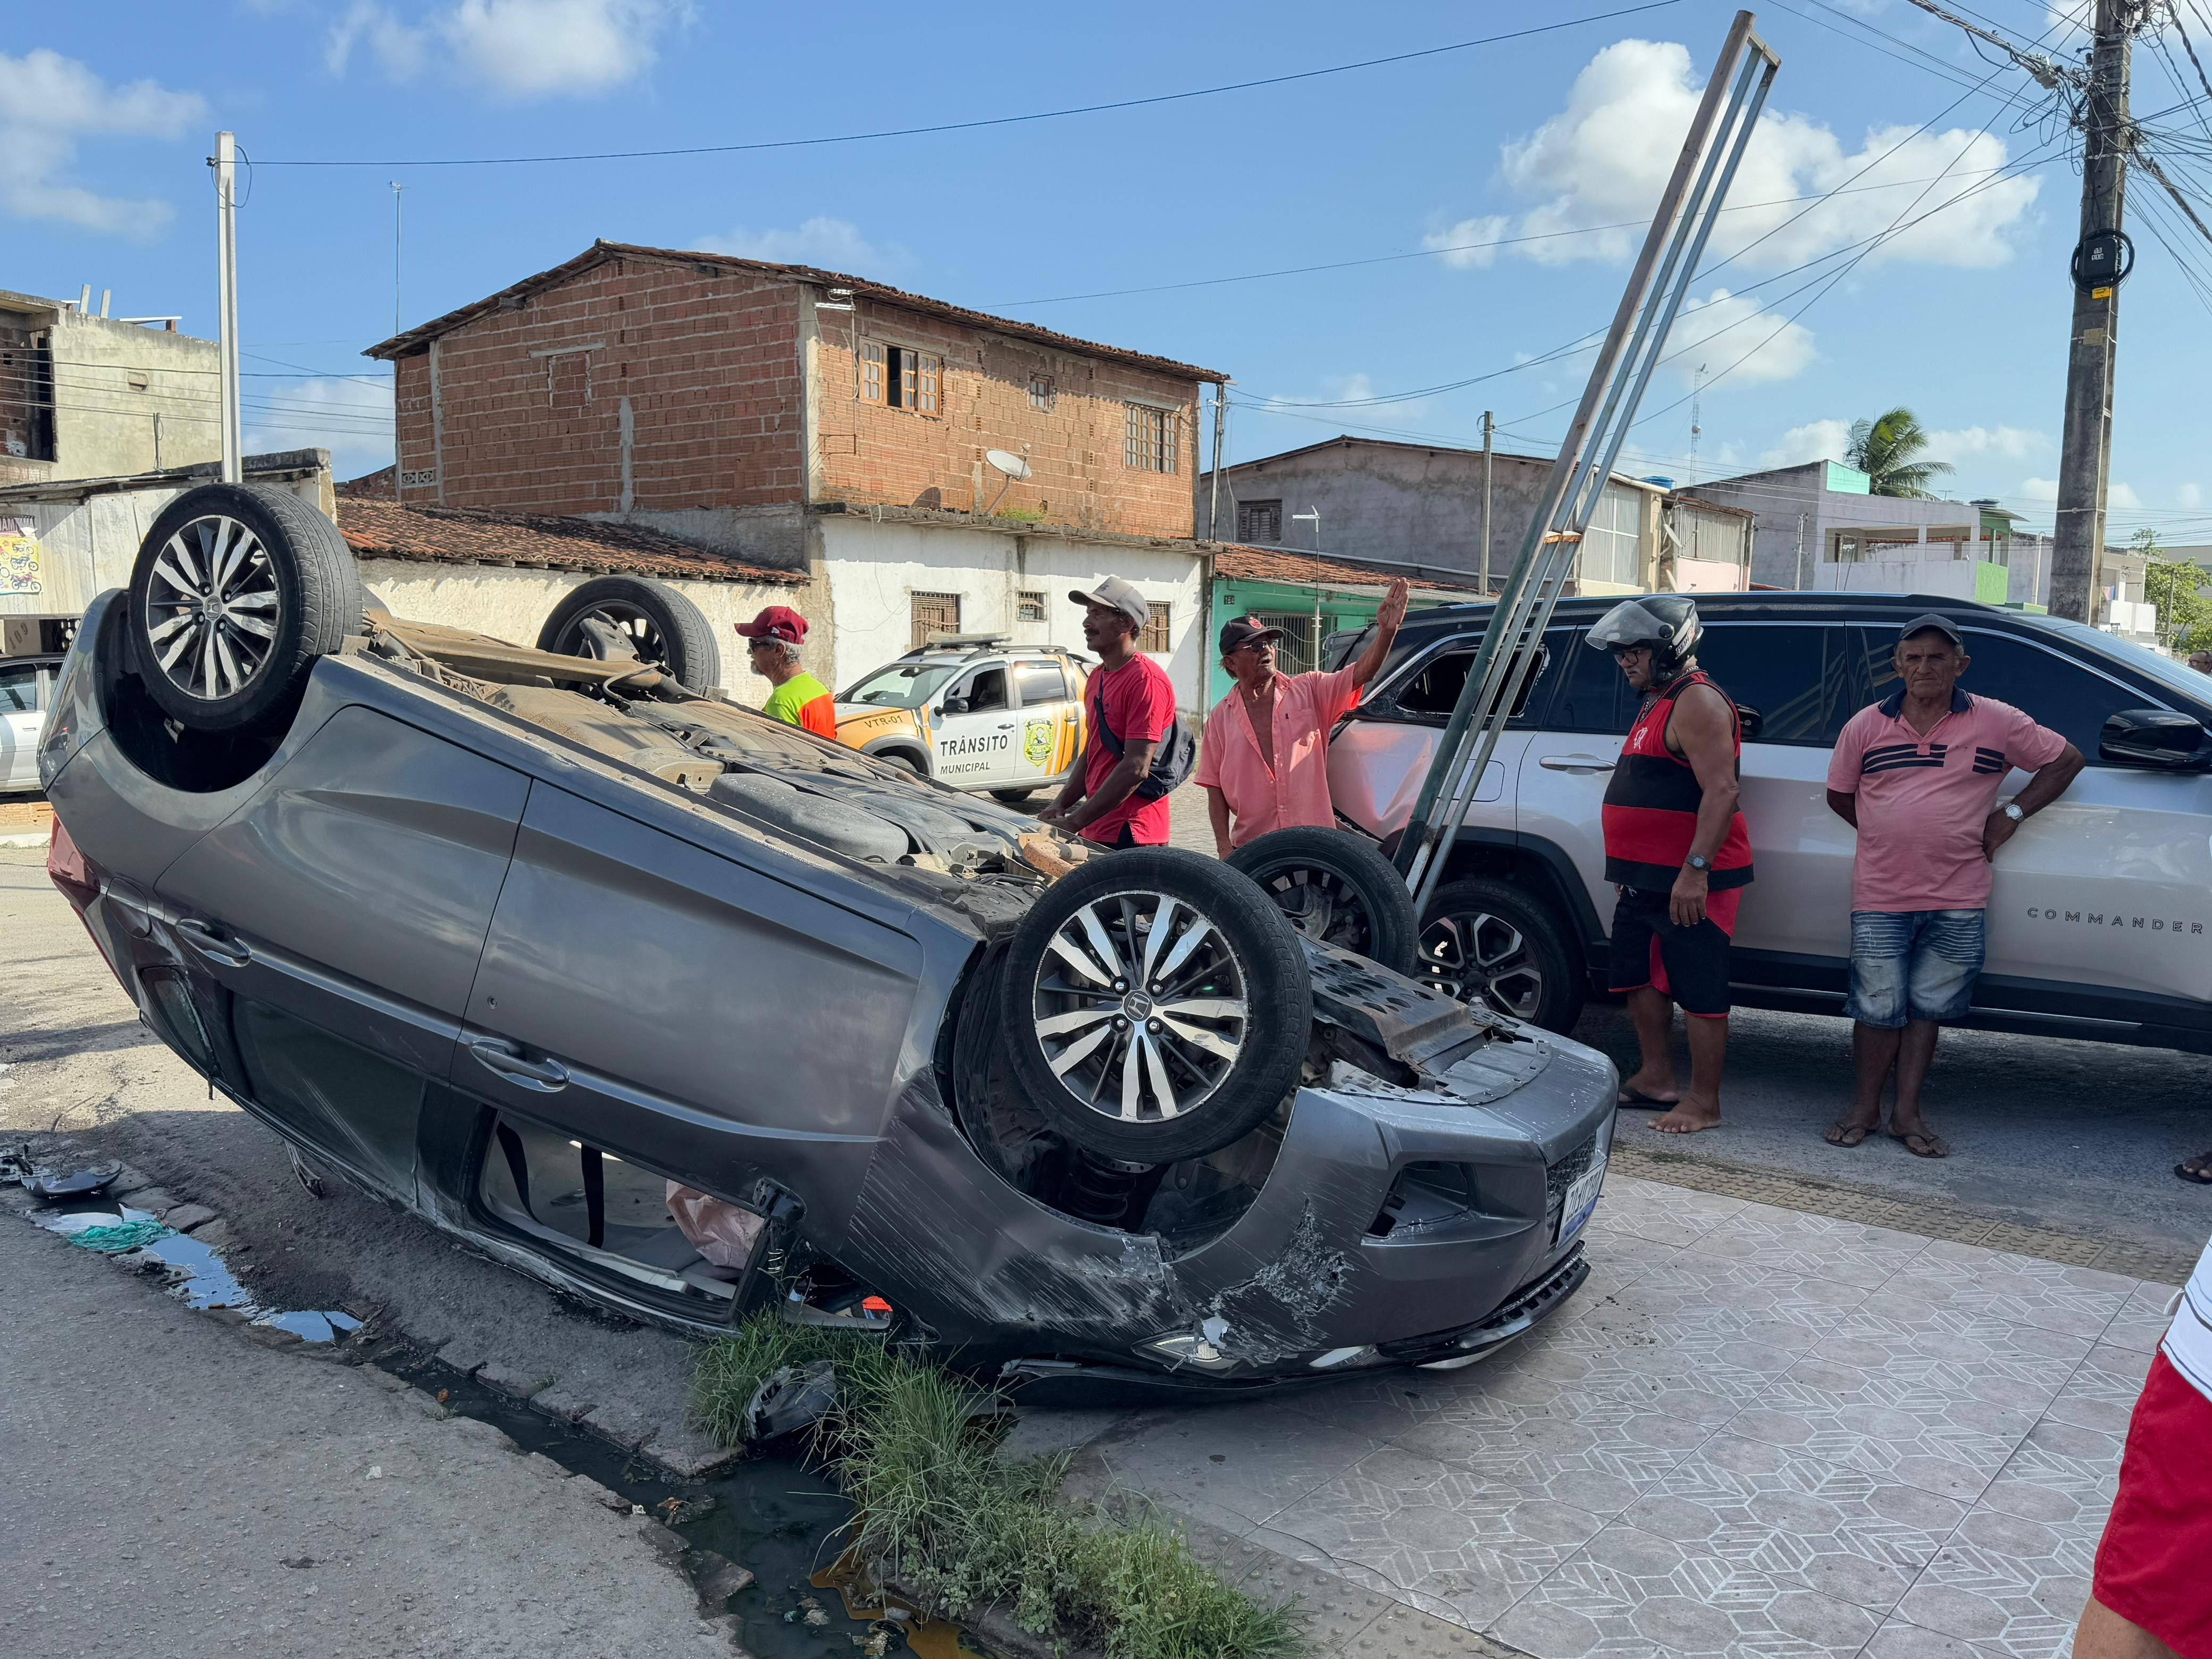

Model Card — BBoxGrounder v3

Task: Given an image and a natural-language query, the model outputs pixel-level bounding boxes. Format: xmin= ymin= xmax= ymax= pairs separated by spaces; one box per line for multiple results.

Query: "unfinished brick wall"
xmin=811 ymin=301 xmax=1199 ymax=539
xmin=391 ymin=258 xmax=804 ymax=517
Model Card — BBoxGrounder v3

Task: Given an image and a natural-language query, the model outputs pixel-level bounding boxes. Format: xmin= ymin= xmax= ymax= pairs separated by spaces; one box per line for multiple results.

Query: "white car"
xmin=1323 ymin=592 xmax=2212 ymax=1055
xmin=831 ymin=635 xmax=1090 ymax=804
xmin=1 ymin=653 xmax=60 ymax=793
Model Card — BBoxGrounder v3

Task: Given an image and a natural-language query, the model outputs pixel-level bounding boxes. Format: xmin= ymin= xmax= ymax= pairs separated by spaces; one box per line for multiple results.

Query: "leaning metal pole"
xmin=1395 ymin=11 xmax=1779 ymax=916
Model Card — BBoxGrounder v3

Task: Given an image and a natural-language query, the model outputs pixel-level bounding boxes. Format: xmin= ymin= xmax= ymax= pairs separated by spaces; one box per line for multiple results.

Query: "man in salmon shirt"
xmin=1196 ymin=578 xmax=1410 ymax=858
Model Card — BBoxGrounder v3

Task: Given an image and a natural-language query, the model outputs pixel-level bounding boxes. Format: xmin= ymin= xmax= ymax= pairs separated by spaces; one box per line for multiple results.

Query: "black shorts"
xmin=1607 ymin=886 xmax=1733 ymax=1018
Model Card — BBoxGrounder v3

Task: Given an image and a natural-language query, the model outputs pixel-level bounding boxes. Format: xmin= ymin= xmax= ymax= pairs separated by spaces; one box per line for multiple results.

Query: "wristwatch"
xmin=2000 ymin=802 xmax=2025 ymax=823
xmin=1685 ymin=853 xmax=1712 ymax=873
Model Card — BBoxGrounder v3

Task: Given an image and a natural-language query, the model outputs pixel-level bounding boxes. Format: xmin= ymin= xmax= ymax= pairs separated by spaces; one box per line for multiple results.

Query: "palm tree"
xmin=1845 ymin=407 xmax=1954 ymax=498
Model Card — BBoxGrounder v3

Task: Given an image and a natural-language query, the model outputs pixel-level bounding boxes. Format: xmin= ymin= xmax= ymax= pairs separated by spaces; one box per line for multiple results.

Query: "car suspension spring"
xmin=1061 ymin=1151 xmax=1148 ymax=1226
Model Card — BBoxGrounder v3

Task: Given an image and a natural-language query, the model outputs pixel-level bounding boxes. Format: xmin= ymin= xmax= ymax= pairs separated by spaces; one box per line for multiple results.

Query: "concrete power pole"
xmin=1480 ymin=410 xmax=1495 ymax=594
xmin=2049 ymin=0 xmax=2139 ymax=624
xmin=213 ymin=131 xmax=242 ymax=485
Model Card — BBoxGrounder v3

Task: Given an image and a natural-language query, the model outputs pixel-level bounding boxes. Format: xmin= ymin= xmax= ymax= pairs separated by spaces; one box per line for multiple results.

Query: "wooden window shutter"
xmin=899 ymin=350 xmax=918 ymax=412
xmin=859 ymin=342 xmax=885 ymax=404
xmin=918 ymin=354 xmax=941 ymax=416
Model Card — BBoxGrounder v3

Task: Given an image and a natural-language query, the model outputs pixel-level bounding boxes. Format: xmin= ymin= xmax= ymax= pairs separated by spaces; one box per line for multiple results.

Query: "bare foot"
xmin=1651 ymin=1098 xmax=1721 ymax=1134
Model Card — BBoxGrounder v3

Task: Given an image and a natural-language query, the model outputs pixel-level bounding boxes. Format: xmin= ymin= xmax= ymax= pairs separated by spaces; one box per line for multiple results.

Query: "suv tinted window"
xmin=1550 ymin=629 xmax=1635 ymax=733
xmin=949 ymin=665 xmax=1009 ymax=713
xmin=1697 ymin=623 xmax=1857 ymax=745
xmin=1014 ymin=661 xmax=1069 ymax=705
xmin=0 ymin=664 xmax=35 ymax=712
xmin=1854 ymin=625 xmax=2140 ymax=760
xmin=1388 ymin=631 xmax=1560 ymax=726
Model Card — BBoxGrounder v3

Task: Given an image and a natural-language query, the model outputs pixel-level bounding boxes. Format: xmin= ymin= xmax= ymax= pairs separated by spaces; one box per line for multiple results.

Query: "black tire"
xmin=998 ymin=846 xmax=1310 ymax=1164
xmin=1417 ymin=877 xmax=1584 ymax=1033
xmin=127 ymin=483 xmax=362 ymax=735
xmin=537 ymin=575 xmax=720 ymax=692
xmin=991 ymin=787 xmax=1035 ymax=805
xmin=870 ymin=748 xmax=926 ymax=777
xmin=1227 ymin=826 xmax=1418 ymax=976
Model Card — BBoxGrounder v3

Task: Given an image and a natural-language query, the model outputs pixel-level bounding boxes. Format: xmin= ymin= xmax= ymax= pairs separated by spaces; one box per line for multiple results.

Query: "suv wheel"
xmin=998 ymin=848 xmax=1310 ymax=1164
xmin=1226 ymin=826 xmax=1418 ymax=975
xmin=1417 ymin=877 xmax=1583 ymax=1033
xmin=537 ymin=575 xmax=720 ymax=693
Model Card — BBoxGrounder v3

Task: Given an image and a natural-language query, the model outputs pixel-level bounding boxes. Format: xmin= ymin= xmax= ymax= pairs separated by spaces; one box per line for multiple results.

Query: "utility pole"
xmin=1689 ymin=363 xmax=1706 ymax=484
xmin=2049 ymin=0 xmax=2138 ymax=624
xmin=391 ymin=181 xmax=404 ymax=336
xmin=1480 ymin=410 xmax=1495 ymax=594
xmin=1208 ymin=381 xmax=1227 ymax=541
xmin=1293 ymin=507 xmax=1321 ymax=672
xmin=1796 ymin=510 xmax=1807 ymax=589
xmin=213 ymin=131 xmax=242 ymax=484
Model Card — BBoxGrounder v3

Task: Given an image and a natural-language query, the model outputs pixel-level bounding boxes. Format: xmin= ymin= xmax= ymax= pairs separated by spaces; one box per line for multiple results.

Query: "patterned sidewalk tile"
xmin=1390 ymin=1393 xmax=1716 ymax=1516
xmin=1619 ymin=1432 xmax=1968 ymax=1613
xmin=1588 ymin=1177 xmax=1747 ymax=1251
xmin=1265 ymin=1453 xmax=1609 ymax=1629
xmin=1878 ymin=1242 xmax=2138 ymax=1343
xmin=1862 ymin=1618 xmax=2021 ymax=1659
xmin=2037 ymin=1341 xmax=2155 ymax=1438
xmin=1681 ymin=1208 xmax=1933 ymax=1289
xmin=1972 ymin=1416 xmax=2125 ymax=1533
xmin=1094 ymin=1399 xmax=1386 ymax=1537
xmin=1893 ymin=1506 xmax=2095 ymax=1659
xmin=1798 ymin=1310 xmax=2092 ymax=1414
xmin=1489 ymin=1521 xmax=1882 ymax=1659
xmin=1726 ymin=1372 xmax=2040 ymax=1503
xmin=2096 ymin=1278 xmax=2180 ymax=1354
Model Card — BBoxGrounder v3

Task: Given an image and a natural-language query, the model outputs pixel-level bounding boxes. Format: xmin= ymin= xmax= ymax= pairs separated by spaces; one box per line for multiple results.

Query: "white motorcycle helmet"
xmin=1583 ymin=594 xmax=1703 ymax=681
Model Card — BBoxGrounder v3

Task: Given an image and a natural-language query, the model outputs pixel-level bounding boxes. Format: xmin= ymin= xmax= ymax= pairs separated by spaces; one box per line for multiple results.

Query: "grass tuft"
xmin=693 ymin=1314 xmax=1304 ymax=1659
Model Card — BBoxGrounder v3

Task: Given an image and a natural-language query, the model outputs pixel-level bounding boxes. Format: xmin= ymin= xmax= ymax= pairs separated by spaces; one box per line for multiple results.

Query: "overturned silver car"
xmin=40 ymin=484 xmax=1616 ymax=1398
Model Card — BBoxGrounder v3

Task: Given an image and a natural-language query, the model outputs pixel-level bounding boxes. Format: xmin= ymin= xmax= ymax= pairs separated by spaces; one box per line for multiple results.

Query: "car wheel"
xmin=998 ymin=847 xmax=1311 ymax=1164
xmin=127 ymin=483 xmax=362 ymax=735
xmin=537 ymin=575 xmax=720 ymax=692
xmin=1417 ymin=877 xmax=1583 ymax=1032
xmin=874 ymin=749 xmax=925 ymax=777
xmin=991 ymin=787 xmax=1035 ymax=805
xmin=1226 ymin=826 xmax=1418 ymax=976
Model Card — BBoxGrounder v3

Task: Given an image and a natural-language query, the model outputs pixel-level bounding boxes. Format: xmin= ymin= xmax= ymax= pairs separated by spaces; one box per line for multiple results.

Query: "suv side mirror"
xmin=942 ymin=694 xmax=969 ymax=715
xmin=2100 ymin=708 xmax=2210 ymax=769
xmin=1735 ymin=703 xmax=1764 ymax=743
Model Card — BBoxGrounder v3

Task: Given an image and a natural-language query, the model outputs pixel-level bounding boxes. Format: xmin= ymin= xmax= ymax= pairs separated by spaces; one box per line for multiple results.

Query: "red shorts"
xmin=2092 ymin=1350 xmax=2212 ymax=1658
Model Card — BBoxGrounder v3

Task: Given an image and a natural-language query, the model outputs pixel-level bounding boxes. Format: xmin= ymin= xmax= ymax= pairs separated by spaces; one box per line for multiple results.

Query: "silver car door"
xmin=931 ymin=664 xmax=1019 ymax=788
xmin=0 ymin=661 xmax=38 ymax=790
xmin=1515 ymin=629 xmax=1635 ymax=917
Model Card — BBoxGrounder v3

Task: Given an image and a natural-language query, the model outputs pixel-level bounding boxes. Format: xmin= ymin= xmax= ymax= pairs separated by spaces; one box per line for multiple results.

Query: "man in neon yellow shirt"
xmin=737 ymin=606 xmax=836 ymax=737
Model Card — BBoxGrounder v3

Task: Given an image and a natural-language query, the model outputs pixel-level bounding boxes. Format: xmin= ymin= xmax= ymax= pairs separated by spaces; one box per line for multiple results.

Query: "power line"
xmin=249 ymin=3 xmax=1685 ymax=168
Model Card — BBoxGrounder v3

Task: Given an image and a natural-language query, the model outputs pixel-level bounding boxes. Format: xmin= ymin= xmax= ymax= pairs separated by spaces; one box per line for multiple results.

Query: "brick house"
xmin=365 ymin=242 xmax=1225 ymax=707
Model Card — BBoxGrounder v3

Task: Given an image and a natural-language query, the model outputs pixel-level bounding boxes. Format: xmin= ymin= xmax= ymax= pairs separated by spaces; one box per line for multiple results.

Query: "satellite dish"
xmin=985 ymin=449 xmax=1032 ymax=481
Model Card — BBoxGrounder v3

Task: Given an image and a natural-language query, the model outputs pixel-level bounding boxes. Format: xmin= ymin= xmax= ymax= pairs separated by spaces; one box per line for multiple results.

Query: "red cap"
xmin=735 ymin=605 xmax=808 ymax=645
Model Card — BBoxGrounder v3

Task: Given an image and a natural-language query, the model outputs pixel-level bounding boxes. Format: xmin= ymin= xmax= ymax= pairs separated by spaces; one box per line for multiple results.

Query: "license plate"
xmin=1556 ymin=1155 xmax=1606 ymax=1244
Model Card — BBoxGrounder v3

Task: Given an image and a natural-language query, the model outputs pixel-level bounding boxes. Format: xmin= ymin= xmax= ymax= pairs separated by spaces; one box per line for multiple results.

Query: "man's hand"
xmin=1377 ymin=577 xmax=1410 ymax=635
xmin=1670 ymin=866 xmax=1710 ymax=928
xmin=1982 ymin=809 xmax=2019 ymax=861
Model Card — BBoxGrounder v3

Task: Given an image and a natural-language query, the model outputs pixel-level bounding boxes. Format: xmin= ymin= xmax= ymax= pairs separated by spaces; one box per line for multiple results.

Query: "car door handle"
xmin=1538 ymin=755 xmax=1616 ymax=773
xmin=995 ymin=722 xmax=1014 ymax=729
xmin=175 ymin=919 xmax=252 ymax=966
xmin=468 ymin=1040 xmax=569 ymax=1092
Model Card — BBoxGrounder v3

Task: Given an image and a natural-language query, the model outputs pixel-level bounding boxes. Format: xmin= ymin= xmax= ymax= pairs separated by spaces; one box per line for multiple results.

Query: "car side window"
xmin=950 ymin=666 xmax=1009 ymax=713
xmin=1013 ymin=661 xmax=1068 ymax=705
xmin=1695 ymin=623 xmax=1856 ymax=745
xmin=0 ymin=665 xmax=35 ymax=713
xmin=1549 ymin=630 xmax=1634 ymax=733
xmin=1856 ymin=626 xmax=2142 ymax=760
xmin=1387 ymin=631 xmax=1561 ymax=727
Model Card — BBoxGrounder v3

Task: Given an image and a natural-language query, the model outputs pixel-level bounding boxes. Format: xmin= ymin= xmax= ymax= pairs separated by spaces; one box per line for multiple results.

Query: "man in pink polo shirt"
xmin=1196 ymin=578 xmax=1410 ymax=857
xmin=1823 ymin=614 xmax=2084 ymax=1158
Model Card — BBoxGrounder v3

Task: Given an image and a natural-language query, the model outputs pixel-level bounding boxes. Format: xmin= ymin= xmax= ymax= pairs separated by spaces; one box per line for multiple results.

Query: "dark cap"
xmin=1897 ymin=612 xmax=1965 ymax=648
xmin=1218 ymin=615 xmax=1286 ymax=656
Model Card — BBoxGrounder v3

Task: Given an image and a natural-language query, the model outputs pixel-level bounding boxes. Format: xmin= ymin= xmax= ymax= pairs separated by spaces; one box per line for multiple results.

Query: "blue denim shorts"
xmin=1845 ymin=909 xmax=1986 ymax=1028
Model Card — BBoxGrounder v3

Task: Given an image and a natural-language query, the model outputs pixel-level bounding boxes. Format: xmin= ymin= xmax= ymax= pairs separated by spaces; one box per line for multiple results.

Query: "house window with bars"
xmin=1029 ymin=374 xmax=1055 ymax=412
xmin=1252 ymin=611 xmax=1317 ymax=675
xmin=1237 ymin=500 xmax=1283 ymax=543
xmin=1017 ymin=590 xmax=1047 ymax=622
xmin=1124 ymin=403 xmax=1178 ymax=473
xmin=911 ymin=591 xmax=962 ymax=648
xmin=1138 ymin=602 xmax=1172 ymax=654
xmin=860 ymin=342 xmax=942 ymax=416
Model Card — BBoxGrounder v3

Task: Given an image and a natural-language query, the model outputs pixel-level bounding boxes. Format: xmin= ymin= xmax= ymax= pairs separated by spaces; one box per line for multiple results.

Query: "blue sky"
xmin=8 ymin=0 xmax=2208 ymax=545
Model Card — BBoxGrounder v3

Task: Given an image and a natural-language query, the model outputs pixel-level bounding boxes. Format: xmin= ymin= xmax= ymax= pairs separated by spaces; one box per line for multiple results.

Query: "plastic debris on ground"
xmin=747 ymin=1359 xmax=837 ymax=1443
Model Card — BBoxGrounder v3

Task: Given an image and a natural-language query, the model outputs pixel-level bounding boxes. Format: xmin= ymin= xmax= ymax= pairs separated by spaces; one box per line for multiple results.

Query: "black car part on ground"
xmin=536 ymin=574 xmax=722 ymax=694
xmin=1226 ymin=826 xmax=1420 ymax=976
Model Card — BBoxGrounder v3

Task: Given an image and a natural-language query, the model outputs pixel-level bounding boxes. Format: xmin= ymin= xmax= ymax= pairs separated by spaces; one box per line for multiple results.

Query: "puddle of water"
xmin=384 ymin=1347 xmax=997 ymax=1658
xmin=27 ymin=1201 xmax=363 ymax=1343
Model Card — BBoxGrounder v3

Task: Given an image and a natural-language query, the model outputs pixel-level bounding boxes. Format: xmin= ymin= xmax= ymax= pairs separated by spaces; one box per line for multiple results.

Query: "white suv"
xmin=1325 ymin=592 xmax=2212 ymax=1054
xmin=831 ymin=635 xmax=1089 ymax=803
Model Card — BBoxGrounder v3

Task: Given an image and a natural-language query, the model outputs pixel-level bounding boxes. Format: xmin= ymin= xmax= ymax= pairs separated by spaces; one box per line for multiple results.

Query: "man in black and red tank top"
xmin=1584 ymin=597 xmax=1753 ymax=1135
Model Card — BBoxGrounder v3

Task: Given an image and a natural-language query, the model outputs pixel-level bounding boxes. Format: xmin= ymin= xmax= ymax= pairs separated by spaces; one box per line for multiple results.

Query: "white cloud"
xmin=1664 ymin=288 xmax=1817 ymax=386
xmin=1761 ymin=418 xmax=1853 ymax=470
xmin=2018 ymin=475 xmax=2142 ymax=511
xmin=1440 ymin=38 xmax=2039 ymax=273
xmin=326 ymin=0 xmax=689 ymax=98
xmin=244 ymin=376 xmax=394 ymax=480
xmin=0 ymin=49 xmax=204 ymax=236
xmin=1926 ymin=425 xmax=2049 ymax=463
xmin=695 ymin=216 xmax=887 ymax=271
xmin=2181 ymin=482 xmax=2203 ymax=509
xmin=1421 ymin=214 xmax=1513 ymax=270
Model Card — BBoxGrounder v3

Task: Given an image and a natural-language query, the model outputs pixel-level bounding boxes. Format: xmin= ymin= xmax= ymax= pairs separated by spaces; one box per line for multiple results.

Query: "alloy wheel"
xmin=141 ymin=515 xmax=283 ymax=702
xmin=1029 ymin=890 xmax=1249 ymax=1127
xmin=1251 ymin=866 xmax=1373 ymax=958
xmin=554 ymin=601 xmax=668 ymax=669
xmin=1418 ymin=908 xmax=1545 ymax=1020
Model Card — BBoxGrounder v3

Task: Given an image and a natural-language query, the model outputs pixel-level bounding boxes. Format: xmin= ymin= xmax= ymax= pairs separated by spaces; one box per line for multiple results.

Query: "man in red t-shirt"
xmin=1038 ymin=576 xmax=1177 ymax=848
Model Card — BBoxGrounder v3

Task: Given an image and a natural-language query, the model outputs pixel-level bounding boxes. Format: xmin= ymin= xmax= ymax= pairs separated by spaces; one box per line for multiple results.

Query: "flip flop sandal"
xmin=2175 ymin=1159 xmax=2212 ymax=1185
xmin=1823 ymin=1122 xmax=1872 ymax=1149
xmin=1618 ymin=1090 xmax=1680 ymax=1108
xmin=1892 ymin=1129 xmax=1950 ymax=1159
